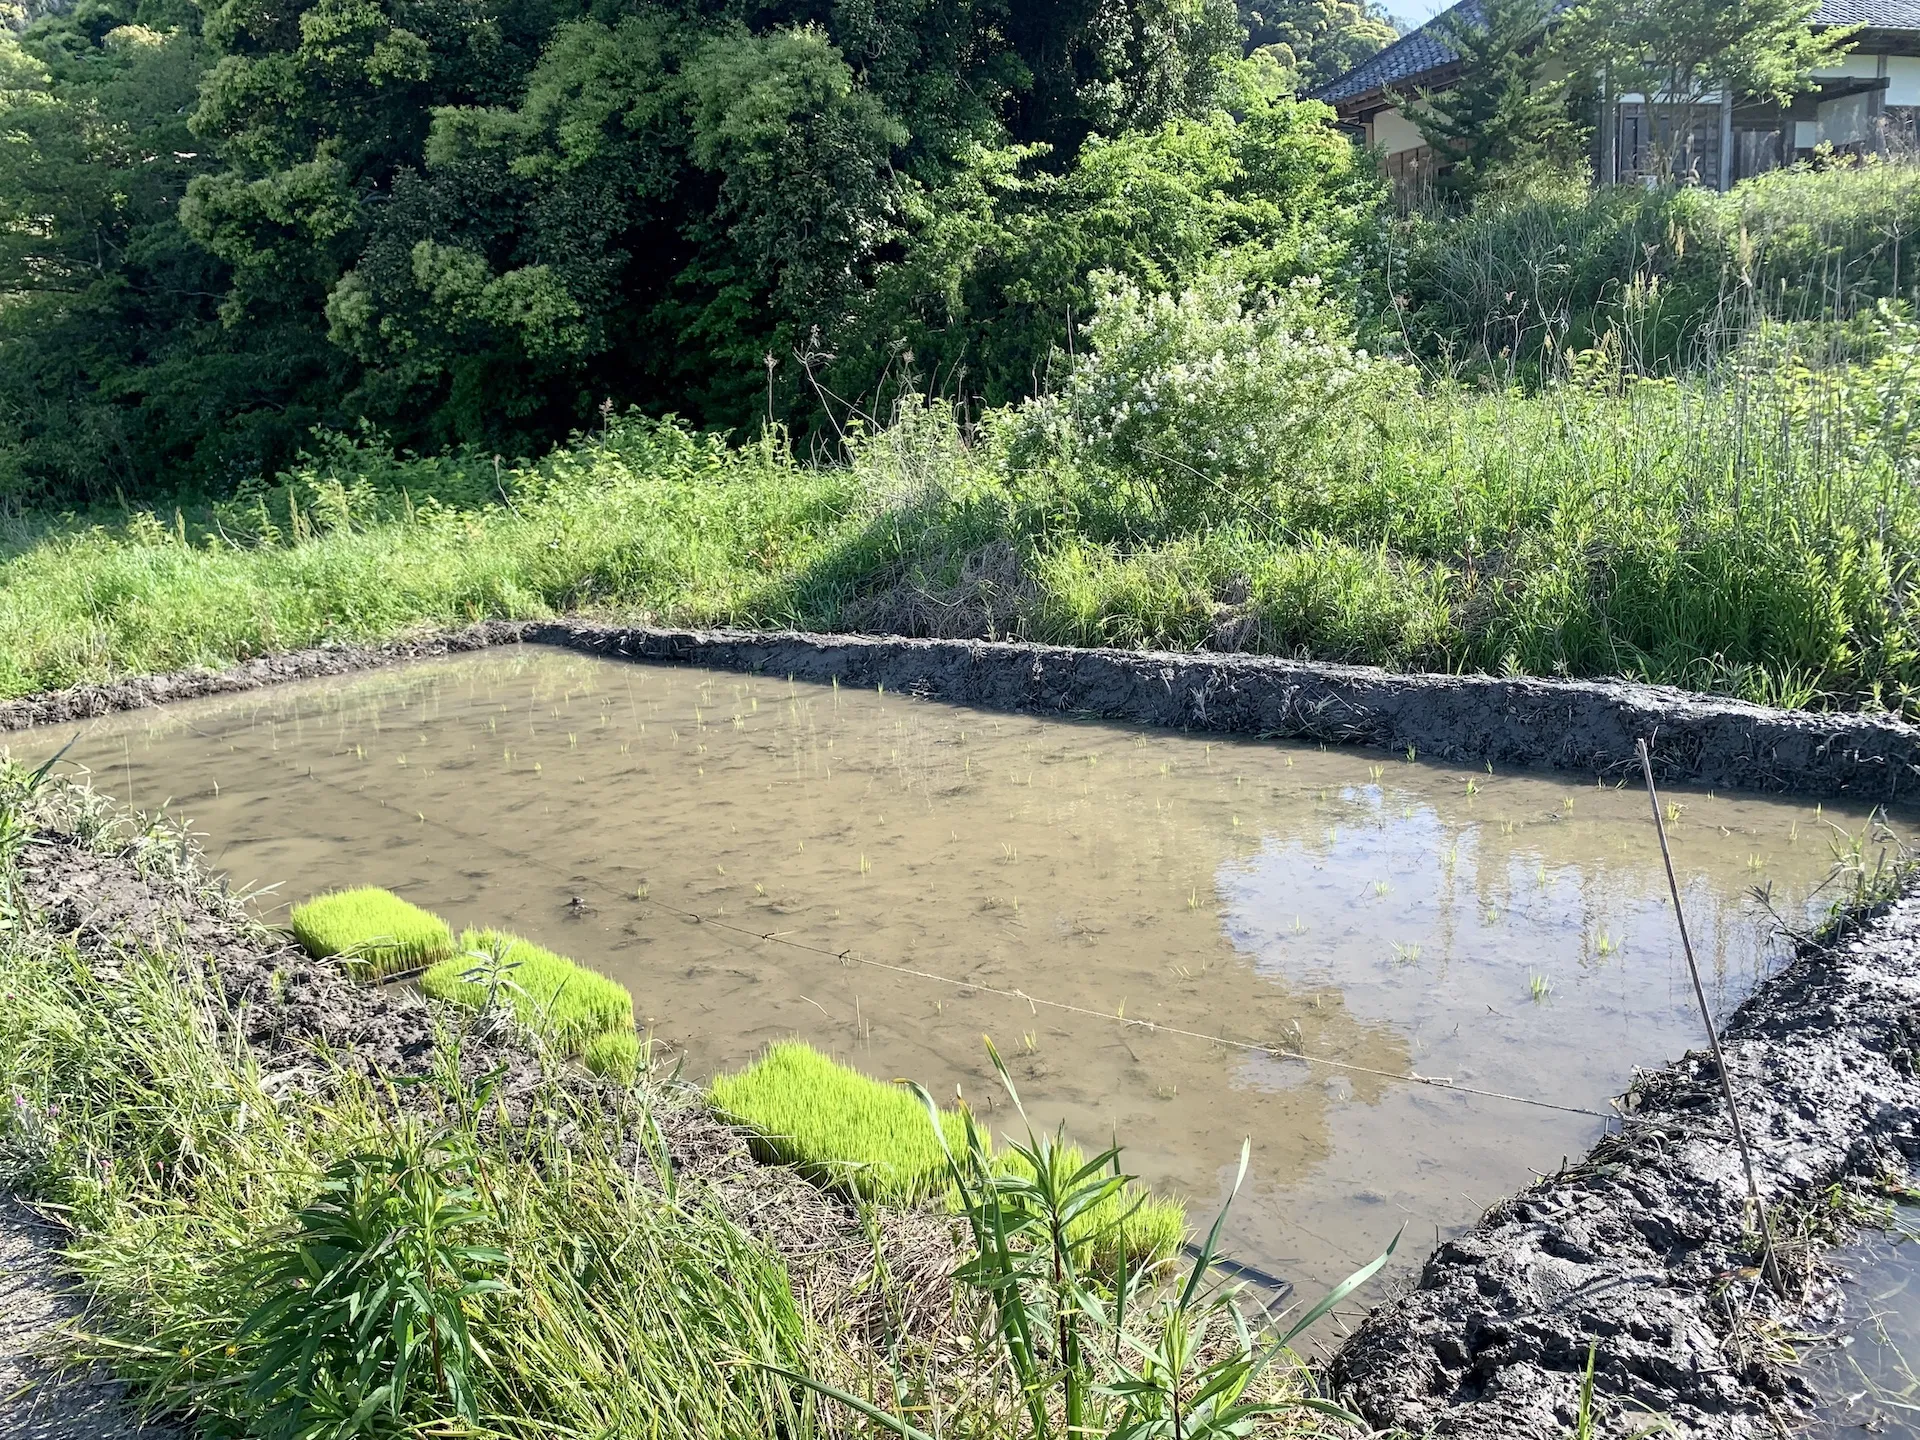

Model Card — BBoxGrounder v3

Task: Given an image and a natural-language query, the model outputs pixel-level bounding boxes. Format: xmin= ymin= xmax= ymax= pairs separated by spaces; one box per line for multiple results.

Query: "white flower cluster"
xmin=1032 ymin=269 xmax=1408 ymax=512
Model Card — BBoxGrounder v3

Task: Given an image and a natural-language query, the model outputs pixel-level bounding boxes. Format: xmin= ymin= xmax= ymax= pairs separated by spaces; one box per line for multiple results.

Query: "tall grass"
xmin=0 ymin=905 xmax=825 ymax=1437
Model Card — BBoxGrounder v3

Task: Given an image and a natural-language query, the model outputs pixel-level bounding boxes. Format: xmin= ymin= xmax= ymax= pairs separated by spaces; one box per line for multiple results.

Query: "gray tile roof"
xmin=1310 ymin=0 xmax=1920 ymax=106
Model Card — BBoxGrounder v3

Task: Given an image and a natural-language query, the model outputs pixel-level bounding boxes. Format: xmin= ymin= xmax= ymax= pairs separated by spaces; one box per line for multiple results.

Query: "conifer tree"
xmin=1397 ymin=0 xmax=1572 ymax=201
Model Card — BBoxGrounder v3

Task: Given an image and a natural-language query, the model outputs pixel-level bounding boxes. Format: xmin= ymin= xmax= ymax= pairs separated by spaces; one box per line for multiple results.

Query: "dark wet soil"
xmin=4 ymin=621 xmax=1918 ymax=799
xmin=1329 ymin=894 xmax=1920 ymax=1437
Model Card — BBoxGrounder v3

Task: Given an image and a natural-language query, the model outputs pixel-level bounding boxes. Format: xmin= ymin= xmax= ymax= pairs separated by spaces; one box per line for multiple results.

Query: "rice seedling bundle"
xmin=582 ymin=1027 xmax=643 ymax=1084
xmin=289 ymin=886 xmax=454 ymax=979
xmin=710 ymin=1040 xmax=971 ymax=1204
xmin=711 ymin=1041 xmax=1186 ymax=1265
xmin=422 ymin=929 xmax=633 ymax=1055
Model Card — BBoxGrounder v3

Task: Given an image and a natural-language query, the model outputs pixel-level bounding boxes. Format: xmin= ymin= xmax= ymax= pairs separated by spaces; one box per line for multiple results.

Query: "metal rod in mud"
xmin=1636 ymin=738 xmax=1784 ymax=1292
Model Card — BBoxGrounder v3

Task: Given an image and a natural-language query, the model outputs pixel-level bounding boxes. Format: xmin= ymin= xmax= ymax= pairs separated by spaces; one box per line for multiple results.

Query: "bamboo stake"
xmin=1636 ymin=738 xmax=1783 ymax=1291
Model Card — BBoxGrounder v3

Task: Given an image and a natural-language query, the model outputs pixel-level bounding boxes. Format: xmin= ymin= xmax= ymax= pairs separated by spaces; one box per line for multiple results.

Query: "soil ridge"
xmin=4 ymin=622 xmax=1918 ymax=799
xmin=1328 ymin=895 xmax=1920 ymax=1437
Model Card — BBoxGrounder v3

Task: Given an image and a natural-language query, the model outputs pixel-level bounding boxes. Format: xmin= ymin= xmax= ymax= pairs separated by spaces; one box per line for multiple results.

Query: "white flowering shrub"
xmin=1025 ymin=269 xmax=1409 ymax=515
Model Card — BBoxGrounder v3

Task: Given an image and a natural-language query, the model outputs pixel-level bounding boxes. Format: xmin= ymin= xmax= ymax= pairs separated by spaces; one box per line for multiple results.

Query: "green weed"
xmin=288 ymin=887 xmax=453 ymax=979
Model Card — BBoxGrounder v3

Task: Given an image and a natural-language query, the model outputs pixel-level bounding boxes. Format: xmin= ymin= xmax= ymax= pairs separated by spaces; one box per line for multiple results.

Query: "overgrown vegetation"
xmin=288 ymin=885 xmax=454 ymax=978
xmin=7 ymin=207 xmax=1920 ymax=719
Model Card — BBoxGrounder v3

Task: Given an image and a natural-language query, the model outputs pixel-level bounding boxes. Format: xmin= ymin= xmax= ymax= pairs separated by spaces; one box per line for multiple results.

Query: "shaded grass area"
xmin=288 ymin=885 xmax=454 ymax=978
xmin=712 ymin=1040 xmax=1186 ymax=1270
xmin=422 ymin=929 xmax=635 ymax=1056
xmin=4 ymin=340 xmax=1920 ymax=718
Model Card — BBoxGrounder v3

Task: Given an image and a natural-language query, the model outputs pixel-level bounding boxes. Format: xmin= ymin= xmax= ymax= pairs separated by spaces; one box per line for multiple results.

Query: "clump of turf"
xmin=288 ymin=887 xmax=453 ymax=979
xmin=421 ymin=929 xmax=633 ymax=1055
xmin=710 ymin=1040 xmax=972 ymax=1204
xmin=708 ymin=1041 xmax=1187 ymax=1266
xmin=583 ymin=1028 xmax=643 ymax=1085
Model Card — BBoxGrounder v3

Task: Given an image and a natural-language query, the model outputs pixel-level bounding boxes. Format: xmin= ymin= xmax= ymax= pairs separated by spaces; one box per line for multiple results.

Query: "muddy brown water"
xmin=3 ymin=647 xmax=1897 ymax=1306
xmin=1803 ymin=1203 xmax=1920 ymax=1435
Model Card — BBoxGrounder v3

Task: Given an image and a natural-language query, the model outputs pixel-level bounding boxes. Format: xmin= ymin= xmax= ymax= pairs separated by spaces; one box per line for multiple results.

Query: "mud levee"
xmin=5 ymin=620 xmax=1920 ymax=800
xmin=1327 ymin=895 xmax=1920 ymax=1438
xmin=550 ymin=624 xmax=1920 ymax=799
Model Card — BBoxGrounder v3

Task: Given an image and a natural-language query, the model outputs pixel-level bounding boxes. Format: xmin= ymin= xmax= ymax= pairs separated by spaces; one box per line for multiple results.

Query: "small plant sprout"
xmin=754 ymin=882 xmax=766 ymax=896
xmin=1368 ymin=763 xmax=1384 ymax=781
xmin=1022 ymin=1030 xmax=1038 ymax=1053
xmin=859 ymin=853 xmax=870 ymax=875
xmin=1291 ymin=914 xmax=1304 ymax=933
xmin=1595 ymin=931 xmax=1617 ymax=956
xmin=1465 ymin=779 xmax=1480 ymax=796
xmin=1188 ymin=889 xmax=1198 ymax=910
xmin=1530 ymin=973 xmax=1553 ymax=1002
xmin=1748 ymin=853 xmax=1766 ymax=871
xmin=1664 ymin=800 xmax=1684 ymax=822
xmin=1391 ymin=941 xmax=1421 ymax=964
xmin=1562 ymin=796 xmax=1575 ymax=811
xmin=1406 ymin=745 xmax=1416 ymax=761
xmin=1374 ymin=880 xmax=1390 ymax=897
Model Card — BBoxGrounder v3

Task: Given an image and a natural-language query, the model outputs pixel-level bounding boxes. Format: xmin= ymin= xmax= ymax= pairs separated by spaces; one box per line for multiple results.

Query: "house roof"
xmin=1310 ymin=0 xmax=1920 ymax=107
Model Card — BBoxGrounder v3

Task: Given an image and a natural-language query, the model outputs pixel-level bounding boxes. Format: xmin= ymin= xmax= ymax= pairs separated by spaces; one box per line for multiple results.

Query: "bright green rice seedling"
xmin=421 ymin=930 xmax=633 ymax=1055
xmin=289 ymin=886 xmax=453 ymax=979
xmin=710 ymin=1041 xmax=1185 ymax=1266
xmin=711 ymin=1040 xmax=970 ymax=1204
xmin=582 ymin=1027 xmax=643 ymax=1085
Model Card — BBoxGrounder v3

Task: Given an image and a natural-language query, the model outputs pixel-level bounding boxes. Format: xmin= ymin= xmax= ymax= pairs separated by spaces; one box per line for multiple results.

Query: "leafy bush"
xmin=421 ymin=930 xmax=633 ymax=1055
xmin=243 ymin=1135 xmax=509 ymax=1439
xmin=1024 ymin=269 xmax=1409 ymax=516
xmin=289 ymin=888 xmax=453 ymax=980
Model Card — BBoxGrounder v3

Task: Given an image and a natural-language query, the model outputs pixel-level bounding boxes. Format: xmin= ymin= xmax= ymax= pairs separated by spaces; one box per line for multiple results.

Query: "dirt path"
xmin=0 ymin=1200 xmax=174 ymax=1440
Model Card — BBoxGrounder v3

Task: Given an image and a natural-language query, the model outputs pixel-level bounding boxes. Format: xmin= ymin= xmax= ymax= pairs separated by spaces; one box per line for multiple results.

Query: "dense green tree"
xmin=1240 ymin=0 xmax=1395 ymax=91
xmin=1398 ymin=0 xmax=1576 ymax=201
xmin=0 ymin=0 xmax=1400 ymax=501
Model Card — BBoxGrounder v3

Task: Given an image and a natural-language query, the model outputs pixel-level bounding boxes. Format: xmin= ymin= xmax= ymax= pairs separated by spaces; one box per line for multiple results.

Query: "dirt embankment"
xmin=1329 ymin=894 xmax=1920 ymax=1437
xmin=3 ymin=789 xmax=956 ymax=1396
xmin=5 ymin=622 xmax=1918 ymax=799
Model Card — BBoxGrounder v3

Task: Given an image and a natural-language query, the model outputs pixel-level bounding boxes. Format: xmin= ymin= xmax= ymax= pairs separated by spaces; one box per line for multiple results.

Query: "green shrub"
xmin=421 ymin=930 xmax=633 ymax=1055
xmin=288 ymin=887 xmax=453 ymax=979
xmin=582 ymin=1028 xmax=643 ymax=1085
xmin=711 ymin=1041 xmax=1184 ymax=1267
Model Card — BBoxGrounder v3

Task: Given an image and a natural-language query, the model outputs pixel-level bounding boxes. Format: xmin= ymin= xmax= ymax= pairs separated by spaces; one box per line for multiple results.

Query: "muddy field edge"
xmin=2 ymin=620 xmax=1919 ymax=800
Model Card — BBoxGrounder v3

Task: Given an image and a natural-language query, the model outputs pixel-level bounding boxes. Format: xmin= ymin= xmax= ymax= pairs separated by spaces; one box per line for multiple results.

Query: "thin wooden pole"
xmin=1636 ymin=738 xmax=1784 ymax=1292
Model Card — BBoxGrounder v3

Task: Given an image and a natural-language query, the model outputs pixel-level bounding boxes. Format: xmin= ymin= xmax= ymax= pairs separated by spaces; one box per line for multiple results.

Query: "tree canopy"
xmin=0 ymin=0 xmax=1396 ymax=503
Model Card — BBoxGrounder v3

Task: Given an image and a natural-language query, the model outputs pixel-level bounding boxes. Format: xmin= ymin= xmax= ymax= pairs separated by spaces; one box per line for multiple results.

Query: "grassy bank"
xmin=6 ymin=227 xmax=1920 ymax=717
xmin=0 ymin=766 xmax=1360 ymax=1439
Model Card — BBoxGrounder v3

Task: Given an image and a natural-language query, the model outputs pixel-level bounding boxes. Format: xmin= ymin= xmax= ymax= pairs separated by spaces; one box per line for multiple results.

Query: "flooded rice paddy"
xmin=1805 ymin=1203 xmax=1920 ymax=1435
xmin=5 ymin=648 xmax=1897 ymax=1299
